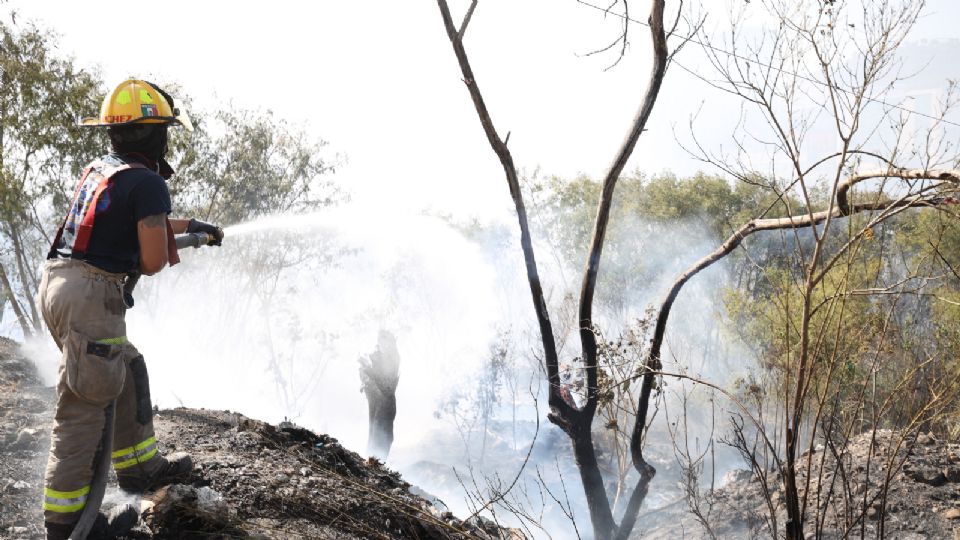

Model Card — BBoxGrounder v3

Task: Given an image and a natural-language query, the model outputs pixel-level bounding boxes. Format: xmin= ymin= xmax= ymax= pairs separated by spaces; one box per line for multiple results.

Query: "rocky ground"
xmin=637 ymin=429 xmax=960 ymax=539
xmin=0 ymin=339 xmax=516 ymax=539
xmin=0 ymin=337 xmax=54 ymax=539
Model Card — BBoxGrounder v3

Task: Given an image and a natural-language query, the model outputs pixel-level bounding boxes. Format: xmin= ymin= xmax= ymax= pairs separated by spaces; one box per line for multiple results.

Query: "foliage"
xmin=527 ymin=171 xmax=807 ymax=313
xmin=723 ymin=203 xmax=960 ymax=435
xmin=0 ymin=19 xmax=102 ymax=335
xmin=169 ymin=108 xmax=341 ymax=226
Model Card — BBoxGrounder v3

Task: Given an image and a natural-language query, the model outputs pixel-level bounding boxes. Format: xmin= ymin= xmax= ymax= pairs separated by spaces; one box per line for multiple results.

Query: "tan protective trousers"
xmin=38 ymin=259 xmax=162 ymax=525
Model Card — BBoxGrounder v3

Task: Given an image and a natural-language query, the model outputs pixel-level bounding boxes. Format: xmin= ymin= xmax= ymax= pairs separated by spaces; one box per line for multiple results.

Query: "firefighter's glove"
xmin=186 ymin=218 xmax=224 ymax=246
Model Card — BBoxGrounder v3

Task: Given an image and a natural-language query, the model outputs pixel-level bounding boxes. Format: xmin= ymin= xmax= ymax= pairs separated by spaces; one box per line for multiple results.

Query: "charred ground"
xmin=0 ymin=340 xmax=511 ymax=539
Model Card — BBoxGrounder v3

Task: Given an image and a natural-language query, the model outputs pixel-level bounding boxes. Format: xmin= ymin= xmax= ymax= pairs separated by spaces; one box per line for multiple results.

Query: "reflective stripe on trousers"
xmin=112 ymin=436 xmax=158 ymax=470
xmin=43 ymin=485 xmax=90 ymax=513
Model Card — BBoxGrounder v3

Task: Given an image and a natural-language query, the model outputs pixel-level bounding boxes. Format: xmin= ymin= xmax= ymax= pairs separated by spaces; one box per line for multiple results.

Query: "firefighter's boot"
xmin=117 ymin=452 xmax=193 ymax=493
xmin=89 ymin=503 xmax=140 ymax=538
xmin=44 ymin=522 xmax=72 ymax=540
xmin=44 ymin=504 xmax=139 ymax=540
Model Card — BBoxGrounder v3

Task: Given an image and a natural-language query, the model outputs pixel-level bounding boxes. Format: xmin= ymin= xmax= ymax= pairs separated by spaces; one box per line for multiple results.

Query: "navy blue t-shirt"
xmin=65 ymin=154 xmax=172 ymax=274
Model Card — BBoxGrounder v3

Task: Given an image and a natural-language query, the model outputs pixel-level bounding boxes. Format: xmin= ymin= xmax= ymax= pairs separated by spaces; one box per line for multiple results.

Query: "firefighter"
xmin=39 ymin=79 xmax=224 ymax=539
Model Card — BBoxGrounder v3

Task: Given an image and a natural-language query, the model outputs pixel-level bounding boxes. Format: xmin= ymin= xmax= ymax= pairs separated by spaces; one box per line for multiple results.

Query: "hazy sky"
xmin=5 ymin=0 xmax=960 ymax=219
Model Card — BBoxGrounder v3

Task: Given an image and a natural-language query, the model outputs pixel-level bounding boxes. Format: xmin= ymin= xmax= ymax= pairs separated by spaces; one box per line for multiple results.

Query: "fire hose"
xmin=68 ymin=231 xmax=218 ymax=540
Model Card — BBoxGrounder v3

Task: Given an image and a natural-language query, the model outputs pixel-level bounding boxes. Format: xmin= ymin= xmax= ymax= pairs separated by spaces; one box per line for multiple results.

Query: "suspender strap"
xmin=48 ymin=160 xmax=147 ymax=258
xmin=71 ymin=174 xmax=112 ymax=253
xmin=48 ymin=166 xmax=95 ymax=260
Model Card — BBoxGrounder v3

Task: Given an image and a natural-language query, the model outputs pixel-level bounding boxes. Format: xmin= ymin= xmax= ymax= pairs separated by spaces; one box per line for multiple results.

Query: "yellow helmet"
xmin=79 ymin=79 xmax=193 ymax=131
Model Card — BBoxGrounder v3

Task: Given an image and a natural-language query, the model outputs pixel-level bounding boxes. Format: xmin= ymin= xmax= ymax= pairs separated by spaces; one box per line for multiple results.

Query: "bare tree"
xmin=628 ymin=1 xmax=960 ymax=538
xmin=434 ymin=1 xmax=686 ymax=538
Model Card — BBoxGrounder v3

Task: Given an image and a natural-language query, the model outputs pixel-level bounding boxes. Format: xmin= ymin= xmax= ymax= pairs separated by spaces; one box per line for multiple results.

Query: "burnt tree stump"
xmin=359 ymin=330 xmax=400 ymax=460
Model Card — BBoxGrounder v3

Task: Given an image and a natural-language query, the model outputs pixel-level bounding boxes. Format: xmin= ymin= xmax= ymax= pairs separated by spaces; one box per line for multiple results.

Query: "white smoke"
xmin=122 ymin=206 xmax=502 ymax=455
xmin=20 ymin=197 xmax=760 ymax=539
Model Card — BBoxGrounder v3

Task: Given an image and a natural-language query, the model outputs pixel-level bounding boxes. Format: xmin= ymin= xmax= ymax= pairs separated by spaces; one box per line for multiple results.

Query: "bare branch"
xmin=435 ymin=0 xmax=570 ymax=426
xmin=457 ymin=0 xmax=478 ymax=42
xmin=930 ymin=241 xmax=960 ymax=282
xmin=462 ymin=387 xmax=541 ymax=522
xmin=580 ymin=0 xmax=668 ymax=423
xmin=838 ymin=168 xmax=960 ymax=215
xmin=578 ymin=0 xmax=632 ymax=70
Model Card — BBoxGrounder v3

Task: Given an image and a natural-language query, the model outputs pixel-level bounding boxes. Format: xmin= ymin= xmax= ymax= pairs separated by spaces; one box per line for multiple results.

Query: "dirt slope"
xmin=0 ymin=337 xmax=53 ymax=538
xmin=0 ymin=340 xmax=511 ymax=539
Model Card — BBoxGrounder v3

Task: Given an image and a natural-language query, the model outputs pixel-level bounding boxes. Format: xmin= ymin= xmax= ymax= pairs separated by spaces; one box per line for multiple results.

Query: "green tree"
xmin=0 ymin=19 xmax=101 ymax=336
xmin=169 ymin=108 xmax=340 ymax=226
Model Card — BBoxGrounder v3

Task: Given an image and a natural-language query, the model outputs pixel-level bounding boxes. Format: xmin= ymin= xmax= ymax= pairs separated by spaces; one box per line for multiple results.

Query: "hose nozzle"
xmin=175 ymin=231 xmax=217 ymax=249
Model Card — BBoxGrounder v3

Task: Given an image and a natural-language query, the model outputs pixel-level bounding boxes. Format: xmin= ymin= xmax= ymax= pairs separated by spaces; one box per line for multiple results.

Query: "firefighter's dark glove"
xmin=186 ymin=219 xmax=224 ymax=246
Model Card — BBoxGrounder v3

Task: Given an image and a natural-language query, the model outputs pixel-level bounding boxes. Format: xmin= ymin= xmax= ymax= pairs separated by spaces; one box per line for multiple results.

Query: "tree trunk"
xmin=784 ymin=427 xmax=803 ymax=540
xmin=0 ymin=261 xmax=31 ymax=338
xmin=359 ymin=330 xmax=400 ymax=460
xmin=569 ymin=421 xmax=616 ymax=539
xmin=435 ymin=2 xmax=671 ymax=538
xmin=9 ymin=221 xmax=40 ymax=330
